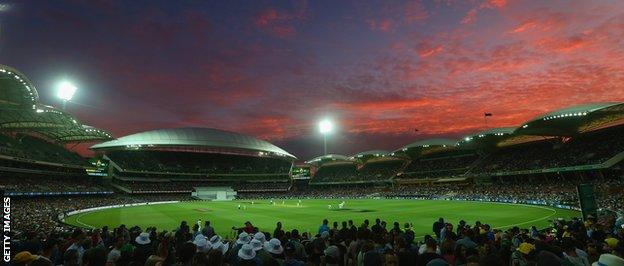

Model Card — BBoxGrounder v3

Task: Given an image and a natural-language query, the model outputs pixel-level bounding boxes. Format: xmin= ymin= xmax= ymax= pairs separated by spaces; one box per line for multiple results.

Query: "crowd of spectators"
xmin=113 ymin=179 xmax=291 ymax=193
xmin=475 ymin=127 xmax=624 ymax=174
xmin=0 ymin=133 xmax=89 ymax=166
xmin=311 ymin=161 xmax=404 ymax=184
xmin=357 ymin=161 xmax=404 ymax=181
xmin=392 ymin=178 xmax=624 ymax=212
xmin=401 ymin=154 xmax=479 ymax=179
xmin=1 ymin=174 xmax=108 ymax=193
xmin=238 ymin=184 xmax=385 ymax=200
xmin=107 ymin=151 xmax=291 ymax=175
xmin=9 ymin=210 xmax=624 ymax=266
xmin=12 ymin=194 xmax=195 ymax=237
xmin=311 ymin=164 xmax=359 ymax=183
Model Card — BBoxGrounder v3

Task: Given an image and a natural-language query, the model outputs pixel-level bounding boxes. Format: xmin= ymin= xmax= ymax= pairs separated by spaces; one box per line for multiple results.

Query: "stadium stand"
xmin=311 ymin=163 xmax=358 ymax=183
xmin=111 ymin=178 xmax=290 ymax=194
xmin=106 ymin=150 xmax=291 ymax=175
xmin=0 ymin=134 xmax=90 ymax=166
xmin=473 ymin=125 xmax=624 ymax=175
xmin=357 ymin=159 xmax=405 ymax=181
xmin=401 ymin=151 xmax=479 ymax=179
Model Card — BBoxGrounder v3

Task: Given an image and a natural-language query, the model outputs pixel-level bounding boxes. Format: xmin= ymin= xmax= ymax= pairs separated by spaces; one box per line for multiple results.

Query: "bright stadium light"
xmin=57 ymin=81 xmax=77 ymax=101
xmin=319 ymin=119 xmax=333 ymax=134
xmin=318 ymin=119 xmax=334 ymax=155
xmin=57 ymin=80 xmax=77 ymax=110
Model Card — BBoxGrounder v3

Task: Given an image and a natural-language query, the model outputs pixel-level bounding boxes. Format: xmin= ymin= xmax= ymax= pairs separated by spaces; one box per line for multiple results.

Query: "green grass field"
xmin=64 ymin=199 xmax=579 ymax=239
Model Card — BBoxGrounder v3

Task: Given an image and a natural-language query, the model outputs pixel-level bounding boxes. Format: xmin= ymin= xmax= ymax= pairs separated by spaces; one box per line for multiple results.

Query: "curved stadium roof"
xmin=351 ymin=150 xmax=389 ymax=158
xmin=91 ymin=127 xmax=296 ymax=159
xmin=305 ymin=154 xmax=352 ymax=165
xmin=457 ymin=127 xmax=516 ymax=148
xmin=0 ymin=65 xmax=39 ymax=108
xmin=0 ymin=65 xmax=113 ymax=143
xmin=515 ymin=102 xmax=624 ymax=136
xmin=399 ymin=138 xmax=457 ymax=150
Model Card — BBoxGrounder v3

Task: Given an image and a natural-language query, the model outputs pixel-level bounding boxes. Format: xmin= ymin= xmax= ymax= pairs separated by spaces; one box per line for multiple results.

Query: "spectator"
xmin=106 ymin=236 xmax=124 ymax=265
xmin=274 ymin=222 xmax=285 ymax=241
xmin=433 ymin=218 xmax=444 ymax=240
xmin=319 ymin=219 xmax=330 ymax=235
xmin=418 ymin=238 xmax=442 ymax=266
xmin=236 ymin=244 xmax=261 ymax=266
xmin=202 ymin=221 xmax=215 ymax=238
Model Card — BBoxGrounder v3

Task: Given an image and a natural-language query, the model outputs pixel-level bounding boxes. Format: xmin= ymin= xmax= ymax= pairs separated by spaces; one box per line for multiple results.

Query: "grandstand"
xmin=0 ymin=65 xmax=113 ymax=196
xmin=90 ymin=127 xmax=296 ymax=194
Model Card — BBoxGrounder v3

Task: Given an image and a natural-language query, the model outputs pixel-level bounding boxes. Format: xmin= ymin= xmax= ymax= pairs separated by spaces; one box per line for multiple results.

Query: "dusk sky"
xmin=2 ymin=0 xmax=624 ymax=160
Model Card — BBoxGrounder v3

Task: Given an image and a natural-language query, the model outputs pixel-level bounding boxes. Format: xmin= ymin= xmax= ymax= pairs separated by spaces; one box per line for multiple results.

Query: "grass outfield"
xmin=64 ymin=199 xmax=579 ymax=239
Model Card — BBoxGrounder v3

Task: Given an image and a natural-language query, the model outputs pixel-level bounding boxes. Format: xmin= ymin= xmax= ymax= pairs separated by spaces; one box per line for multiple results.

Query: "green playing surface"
xmin=63 ymin=199 xmax=580 ymax=239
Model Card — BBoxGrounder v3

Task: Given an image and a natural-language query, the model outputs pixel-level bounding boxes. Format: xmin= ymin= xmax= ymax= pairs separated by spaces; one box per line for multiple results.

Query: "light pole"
xmin=318 ymin=119 xmax=333 ymax=155
xmin=57 ymin=80 xmax=77 ymax=110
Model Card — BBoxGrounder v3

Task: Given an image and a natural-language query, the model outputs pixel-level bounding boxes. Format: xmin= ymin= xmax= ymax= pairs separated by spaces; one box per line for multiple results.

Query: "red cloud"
xmin=535 ymin=35 xmax=591 ymax=53
xmin=404 ymin=1 xmax=429 ymax=23
xmin=368 ymin=18 xmax=395 ymax=32
xmin=418 ymin=44 xmax=444 ymax=58
xmin=461 ymin=8 xmax=478 ymax=24
xmin=461 ymin=0 xmax=507 ymax=24
xmin=508 ymin=20 xmax=538 ymax=34
xmin=487 ymin=0 xmax=507 ymax=8
xmin=506 ymin=11 xmax=566 ymax=35
xmin=253 ymin=2 xmax=309 ymax=38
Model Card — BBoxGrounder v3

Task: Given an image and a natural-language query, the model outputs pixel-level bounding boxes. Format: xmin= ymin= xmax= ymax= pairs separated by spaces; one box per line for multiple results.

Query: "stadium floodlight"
xmin=57 ymin=81 xmax=77 ymax=101
xmin=318 ymin=119 xmax=334 ymax=155
xmin=319 ymin=119 xmax=333 ymax=134
xmin=57 ymin=80 xmax=77 ymax=110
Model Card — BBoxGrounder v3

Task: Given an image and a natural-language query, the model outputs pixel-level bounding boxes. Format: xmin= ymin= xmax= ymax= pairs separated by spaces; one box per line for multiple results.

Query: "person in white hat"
xmin=254 ymin=232 xmax=267 ymax=244
xmin=264 ymin=238 xmax=285 ymax=263
xmin=592 ymin=254 xmax=624 ymax=266
xmin=209 ymin=235 xmax=229 ymax=255
xmin=324 ymin=245 xmax=341 ymax=266
xmin=135 ymin=232 xmax=151 ymax=245
xmin=236 ymin=232 xmax=251 ymax=246
xmin=237 ymin=244 xmax=261 ymax=265
xmin=193 ymin=234 xmax=210 ymax=253
xmin=251 ymin=239 xmax=273 ymax=265
xmin=134 ymin=231 xmax=153 ymax=263
xmin=250 ymin=239 xmax=264 ymax=252
xmin=228 ymin=232 xmax=252 ymax=264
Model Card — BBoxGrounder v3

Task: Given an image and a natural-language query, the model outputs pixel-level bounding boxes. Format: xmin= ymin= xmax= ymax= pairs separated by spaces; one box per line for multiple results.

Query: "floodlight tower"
xmin=318 ymin=119 xmax=333 ymax=155
xmin=57 ymin=81 xmax=77 ymax=110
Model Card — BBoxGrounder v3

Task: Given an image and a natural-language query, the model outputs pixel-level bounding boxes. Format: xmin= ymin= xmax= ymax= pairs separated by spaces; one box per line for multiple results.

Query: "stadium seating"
xmin=107 ymin=150 xmax=291 ymax=176
xmin=1 ymin=173 xmax=109 ymax=195
xmin=401 ymin=152 xmax=479 ymax=179
xmin=111 ymin=178 xmax=291 ymax=193
xmin=474 ymin=126 xmax=624 ymax=174
xmin=310 ymin=160 xmax=404 ymax=184
xmin=311 ymin=163 xmax=358 ymax=183
xmin=0 ymin=133 xmax=89 ymax=166
xmin=357 ymin=160 xmax=404 ymax=180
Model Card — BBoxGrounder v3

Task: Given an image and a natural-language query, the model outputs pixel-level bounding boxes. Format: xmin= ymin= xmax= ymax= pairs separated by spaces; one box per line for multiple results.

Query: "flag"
xmin=484 ymin=113 xmax=493 ymax=117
